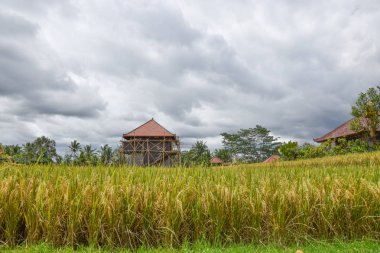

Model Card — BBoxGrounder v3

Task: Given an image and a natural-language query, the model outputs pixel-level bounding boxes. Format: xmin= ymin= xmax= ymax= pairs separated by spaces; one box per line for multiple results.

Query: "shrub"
xmin=278 ymin=141 xmax=299 ymax=160
xmin=280 ymin=138 xmax=371 ymax=161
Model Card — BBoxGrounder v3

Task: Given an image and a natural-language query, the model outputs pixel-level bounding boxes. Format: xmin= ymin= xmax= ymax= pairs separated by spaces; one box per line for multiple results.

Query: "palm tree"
xmin=83 ymin=144 xmax=97 ymax=165
xmin=189 ymin=140 xmax=211 ymax=166
xmin=69 ymin=140 xmax=81 ymax=161
xmin=100 ymin=144 xmax=113 ymax=165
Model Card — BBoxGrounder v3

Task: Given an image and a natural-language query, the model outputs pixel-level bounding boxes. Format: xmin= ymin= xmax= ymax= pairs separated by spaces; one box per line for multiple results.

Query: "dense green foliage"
xmin=221 ymin=125 xmax=280 ymax=163
xmin=279 ymin=138 xmax=371 ymax=161
xmin=0 ymin=138 xmax=124 ymax=166
xmin=213 ymin=148 xmax=232 ymax=163
xmin=63 ymin=141 xmax=125 ymax=166
xmin=0 ymin=137 xmax=60 ymax=164
xmin=1 ymin=152 xmax=380 ymax=250
xmin=278 ymin=141 xmax=299 ymax=160
xmin=351 ymin=86 xmax=380 ymax=145
xmin=181 ymin=140 xmax=211 ymax=167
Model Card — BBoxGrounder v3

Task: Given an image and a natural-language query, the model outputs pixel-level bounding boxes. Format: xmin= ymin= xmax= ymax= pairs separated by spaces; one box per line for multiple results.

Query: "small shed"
xmin=210 ymin=156 xmax=223 ymax=166
xmin=263 ymin=155 xmax=280 ymax=163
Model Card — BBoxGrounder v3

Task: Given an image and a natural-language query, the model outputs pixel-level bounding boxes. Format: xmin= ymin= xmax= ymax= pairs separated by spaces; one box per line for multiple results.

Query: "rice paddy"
xmin=1 ymin=152 xmax=380 ymax=250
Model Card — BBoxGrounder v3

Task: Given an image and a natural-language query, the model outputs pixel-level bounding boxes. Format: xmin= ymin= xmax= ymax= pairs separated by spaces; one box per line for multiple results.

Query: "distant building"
xmin=210 ymin=156 xmax=223 ymax=166
xmin=313 ymin=118 xmax=380 ymax=144
xmin=122 ymin=119 xmax=181 ymax=166
xmin=263 ymin=155 xmax=279 ymax=163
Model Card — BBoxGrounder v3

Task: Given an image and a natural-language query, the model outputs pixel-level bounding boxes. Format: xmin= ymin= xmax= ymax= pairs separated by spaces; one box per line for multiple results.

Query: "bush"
xmin=278 ymin=141 xmax=299 ymax=160
xmin=279 ymin=138 xmax=371 ymax=161
xmin=0 ymin=144 xmax=4 ymax=161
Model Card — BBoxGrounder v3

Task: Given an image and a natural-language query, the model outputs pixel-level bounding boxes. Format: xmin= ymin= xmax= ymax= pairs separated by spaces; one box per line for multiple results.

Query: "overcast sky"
xmin=1 ymin=0 xmax=380 ymax=152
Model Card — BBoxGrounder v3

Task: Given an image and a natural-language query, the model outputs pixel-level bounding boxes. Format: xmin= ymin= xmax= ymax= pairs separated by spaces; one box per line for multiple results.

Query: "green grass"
xmin=1 ymin=152 xmax=380 ymax=250
xmin=1 ymin=240 xmax=380 ymax=252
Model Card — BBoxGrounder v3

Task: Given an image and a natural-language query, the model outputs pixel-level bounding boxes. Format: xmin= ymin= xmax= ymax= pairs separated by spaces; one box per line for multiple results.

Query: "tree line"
xmin=0 ymin=137 xmax=125 ymax=165
xmin=1 ymin=125 xmax=281 ymax=166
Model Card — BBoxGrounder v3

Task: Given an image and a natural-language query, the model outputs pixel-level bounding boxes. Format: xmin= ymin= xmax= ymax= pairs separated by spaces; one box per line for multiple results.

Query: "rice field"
xmin=1 ymin=152 xmax=380 ymax=250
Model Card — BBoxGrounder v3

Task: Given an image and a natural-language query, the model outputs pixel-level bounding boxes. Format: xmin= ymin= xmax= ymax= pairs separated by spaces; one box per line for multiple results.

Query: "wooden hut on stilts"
xmin=122 ymin=118 xmax=181 ymax=166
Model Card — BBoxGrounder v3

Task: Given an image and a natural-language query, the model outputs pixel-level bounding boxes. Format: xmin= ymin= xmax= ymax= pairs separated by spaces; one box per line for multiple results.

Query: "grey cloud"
xmin=26 ymin=88 xmax=106 ymax=118
xmin=84 ymin=1 xmax=277 ymax=115
xmin=0 ymin=10 xmax=37 ymax=36
xmin=0 ymin=0 xmax=76 ymax=17
xmin=0 ymin=10 xmax=106 ymax=118
xmin=108 ymin=0 xmax=379 ymax=145
xmin=129 ymin=3 xmax=201 ymax=46
xmin=0 ymin=46 xmax=71 ymax=95
xmin=1 ymin=0 xmax=380 ymax=151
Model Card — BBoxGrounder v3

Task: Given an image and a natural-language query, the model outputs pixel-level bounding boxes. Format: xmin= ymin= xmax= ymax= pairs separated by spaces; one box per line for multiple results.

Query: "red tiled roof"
xmin=123 ymin=119 xmax=175 ymax=138
xmin=263 ymin=155 xmax=279 ymax=163
xmin=313 ymin=118 xmax=371 ymax=143
xmin=210 ymin=157 xmax=223 ymax=164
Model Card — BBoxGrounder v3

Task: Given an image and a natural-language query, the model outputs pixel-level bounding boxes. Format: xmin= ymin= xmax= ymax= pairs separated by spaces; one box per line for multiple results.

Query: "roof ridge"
xmin=123 ymin=118 xmax=175 ymax=137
